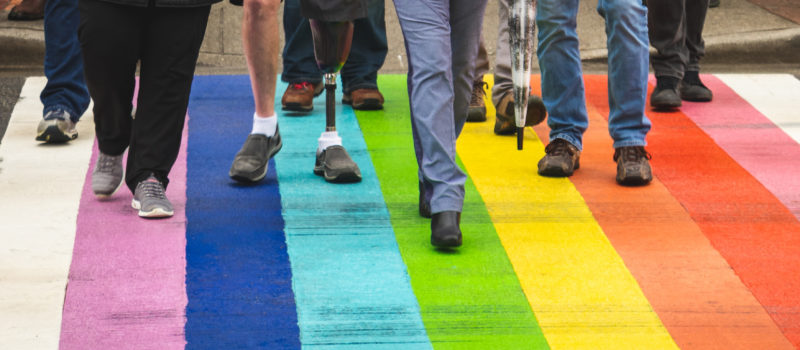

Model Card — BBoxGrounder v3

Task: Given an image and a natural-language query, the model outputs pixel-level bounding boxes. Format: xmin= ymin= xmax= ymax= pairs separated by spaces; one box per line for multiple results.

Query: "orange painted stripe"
xmin=578 ymin=74 xmax=800 ymax=347
xmin=531 ymin=75 xmax=794 ymax=349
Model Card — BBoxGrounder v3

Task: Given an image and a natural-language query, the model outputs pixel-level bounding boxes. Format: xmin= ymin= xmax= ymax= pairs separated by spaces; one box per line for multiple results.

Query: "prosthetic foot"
xmin=310 ymin=19 xmax=361 ymax=183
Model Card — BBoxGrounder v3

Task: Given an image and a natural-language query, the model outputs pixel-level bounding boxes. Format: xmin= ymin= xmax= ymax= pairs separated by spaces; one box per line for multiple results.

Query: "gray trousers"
xmin=394 ymin=0 xmax=487 ymax=214
xmin=647 ymin=0 xmax=709 ymax=79
xmin=474 ymin=0 xmax=516 ymax=107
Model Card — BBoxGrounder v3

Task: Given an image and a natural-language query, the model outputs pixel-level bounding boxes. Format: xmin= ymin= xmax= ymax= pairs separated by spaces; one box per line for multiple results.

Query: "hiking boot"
xmin=281 ymin=82 xmax=323 ymax=112
xmin=650 ymin=76 xmax=682 ymax=109
xmin=229 ymin=128 xmax=282 ymax=183
xmin=342 ymin=88 xmax=384 ymax=110
xmin=494 ymin=92 xmax=547 ymax=135
xmin=36 ymin=109 xmax=78 ymax=143
xmin=614 ymin=146 xmax=653 ymax=186
xmin=467 ymin=80 xmax=488 ymax=122
xmin=132 ymin=174 xmax=173 ymax=218
xmin=8 ymin=0 xmax=44 ymax=20
xmin=92 ymin=152 xmax=124 ymax=198
xmin=431 ymin=211 xmax=462 ymax=248
xmin=314 ymin=145 xmax=362 ymax=183
xmin=538 ymin=138 xmax=580 ymax=177
xmin=679 ymin=71 xmax=713 ymax=102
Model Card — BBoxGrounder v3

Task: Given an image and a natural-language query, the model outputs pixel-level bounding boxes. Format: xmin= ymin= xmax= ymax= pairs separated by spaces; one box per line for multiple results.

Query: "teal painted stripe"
xmin=273 ymin=79 xmax=433 ymax=349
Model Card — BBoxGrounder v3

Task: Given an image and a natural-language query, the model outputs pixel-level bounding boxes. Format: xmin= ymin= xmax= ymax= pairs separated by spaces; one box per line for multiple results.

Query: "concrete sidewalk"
xmin=1 ymin=0 xmax=798 ymax=75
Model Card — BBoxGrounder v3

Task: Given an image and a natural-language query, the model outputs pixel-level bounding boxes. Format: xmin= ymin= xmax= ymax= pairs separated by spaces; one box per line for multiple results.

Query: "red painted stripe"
xmin=60 ymin=117 xmax=189 ymax=349
xmin=531 ymin=75 xmax=794 ymax=349
xmin=677 ymin=75 xmax=800 ymax=220
xmin=577 ymin=74 xmax=800 ymax=347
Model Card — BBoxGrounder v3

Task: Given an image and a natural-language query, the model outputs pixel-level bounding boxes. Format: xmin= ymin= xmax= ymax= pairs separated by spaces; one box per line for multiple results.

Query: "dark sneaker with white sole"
xmin=614 ymin=146 xmax=653 ymax=186
xmin=92 ymin=152 xmax=124 ymax=198
xmin=132 ymin=174 xmax=173 ymax=218
xmin=229 ymin=128 xmax=282 ymax=183
xmin=314 ymin=145 xmax=362 ymax=183
xmin=36 ymin=109 xmax=78 ymax=143
xmin=538 ymin=138 xmax=581 ymax=177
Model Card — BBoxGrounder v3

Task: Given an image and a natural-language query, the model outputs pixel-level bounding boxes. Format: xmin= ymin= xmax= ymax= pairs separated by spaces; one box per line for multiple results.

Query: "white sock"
xmin=251 ymin=113 xmax=277 ymax=136
xmin=317 ymin=131 xmax=342 ymax=154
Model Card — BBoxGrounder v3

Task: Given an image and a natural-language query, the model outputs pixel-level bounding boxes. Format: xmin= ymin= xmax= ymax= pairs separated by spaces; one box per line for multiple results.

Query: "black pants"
xmin=78 ymin=0 xmax=210 ymax=192
xmin=647 ymin=0 xmax=709 ymax=79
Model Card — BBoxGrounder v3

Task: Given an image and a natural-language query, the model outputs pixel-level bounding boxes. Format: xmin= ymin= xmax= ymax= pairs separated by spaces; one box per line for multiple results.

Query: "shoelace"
xmin=139 ymin=180 xmax=167 ymax=199
xmin=96 ymin=155 xmax=120 ymax=173
xmin=469 ymin=81 xmax=488 ymax=105
xmin=289 ymin=82 xmax=313 ymax=90
xmin=615 ymin=146 xmax=652 ymax=162
xmin=544 ymin=139 xmax=574 ymax=156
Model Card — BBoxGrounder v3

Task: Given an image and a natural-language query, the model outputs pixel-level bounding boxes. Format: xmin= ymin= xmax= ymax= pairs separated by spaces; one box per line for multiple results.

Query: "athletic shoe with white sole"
xmin=92 ymin=152 xmax=124 ymax=198
xmin=131 ymin=174 xmax=174 ymax=218
xmin=36 ymin=109 xmax=78 ymax=143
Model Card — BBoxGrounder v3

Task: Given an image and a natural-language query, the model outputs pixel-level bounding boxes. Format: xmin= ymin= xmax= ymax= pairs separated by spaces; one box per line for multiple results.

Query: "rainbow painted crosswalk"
xmin=1 ymin=74 xmax=799 ymax=349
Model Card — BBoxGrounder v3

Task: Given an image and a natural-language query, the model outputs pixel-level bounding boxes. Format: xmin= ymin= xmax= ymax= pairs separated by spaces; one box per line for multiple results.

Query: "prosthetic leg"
xmin=309 ymin=19 xmax=362 ymax=183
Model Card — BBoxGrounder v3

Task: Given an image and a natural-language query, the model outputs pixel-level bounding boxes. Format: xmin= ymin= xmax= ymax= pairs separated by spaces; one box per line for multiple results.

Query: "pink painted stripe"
xmin=675 ymin=75 xmax=800 ymax=219
xmin=59 ymin=115 xmax=189 ymax=349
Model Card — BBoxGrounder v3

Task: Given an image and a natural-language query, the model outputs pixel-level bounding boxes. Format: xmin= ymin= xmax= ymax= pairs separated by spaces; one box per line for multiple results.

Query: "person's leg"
xmin=281 ymin=0 xmax=323 ymax=85
xmin=449 ymin=0 xmax=487 ymax=136
xmin=339 ymin=0 xmax=386 ymax=93
xmin=230 ymin=0 xmax=284 ymax=183
xmin=680 ymin=0 xmax=713 ymax=102
xmin=597 ymin=0 xmax=650 ymax=148
xmin=41 ymin=0 xmax=90 ymax=121
xmin=77 ymin=0 xmax=139 ymax=157
xmin=466 ymin=38 xmax=489 ymax=122
xmin=598 ymin=0 xmax=653 ymax=185
xmin=394 ymin=0 xmax=465 ymax=215
xmin=537 ymin=0 xmax=586 ymax=149
xmin=128 ymin=5 xmax=210 ymax=191
xmin=646 ymin=0 xmax=687 ymax=108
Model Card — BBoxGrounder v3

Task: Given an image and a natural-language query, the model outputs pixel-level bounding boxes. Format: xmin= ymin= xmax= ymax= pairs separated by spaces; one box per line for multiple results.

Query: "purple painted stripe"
xmin=59 ymin=117 xmax=189 ymax=349
xmin=677 ymin=75 xmax=800 ymax=219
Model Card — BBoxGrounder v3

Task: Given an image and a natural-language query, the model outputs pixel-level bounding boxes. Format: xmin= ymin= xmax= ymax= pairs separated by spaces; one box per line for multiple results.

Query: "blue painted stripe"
xmin=184 ymin=75 xmax=301 ymax=349
xmin=273 ymin=79 xmax=432 ymax=349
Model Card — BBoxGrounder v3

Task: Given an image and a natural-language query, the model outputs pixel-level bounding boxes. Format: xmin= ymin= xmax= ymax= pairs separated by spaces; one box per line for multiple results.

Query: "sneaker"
xmin=679 ymin=71 xmax=713 ymax=102
xmin=467 ymin=80 xmax=488 ymax=122
xmin=614 ymin=146 xmax=653 ymax=186
xmin=494 ymin=92 xmax=547 ymax=135
xmin=229 ymin=127 xmax=282 ymax=183
xmin=92 ymin=152 xmax=124 ymax=198
xmin=538 ymin=138 xmax=580 ymax=177
xmin=342 ymin=88 xmax=384 ymax=110
xmin=650 ymin=76 xmax=682 ymax=109
xmin=36 ymin=109 xmax=78 ymax=143
xmin=131 ymin=174 xmax=174 ymax=218
xmin=281 ymin=82 xmax=323 ymax=112
xmin=314 ymin=145 xmax=362 ymax=183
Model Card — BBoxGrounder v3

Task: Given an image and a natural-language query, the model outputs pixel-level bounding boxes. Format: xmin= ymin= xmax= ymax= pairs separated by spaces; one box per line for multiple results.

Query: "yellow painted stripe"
xmin=455 ymin=76 xmax=678 ymax=349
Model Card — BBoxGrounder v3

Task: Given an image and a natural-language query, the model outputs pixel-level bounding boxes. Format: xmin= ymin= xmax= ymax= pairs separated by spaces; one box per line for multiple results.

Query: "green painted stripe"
xmin=354 ymin=75 xmax=550 ymax=349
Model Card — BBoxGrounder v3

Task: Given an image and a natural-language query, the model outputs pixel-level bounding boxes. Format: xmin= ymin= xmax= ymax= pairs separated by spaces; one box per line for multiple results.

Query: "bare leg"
xmin=242 ymin=0 xmax=281 ymax=117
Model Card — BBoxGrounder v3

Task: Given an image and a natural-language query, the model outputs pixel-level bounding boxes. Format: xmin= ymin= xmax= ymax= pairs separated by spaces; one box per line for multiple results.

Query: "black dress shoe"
xmin=431 ymin=211 xmax=462 ymax=248
xmin=419 ymin=181 xmax=431 ymax=218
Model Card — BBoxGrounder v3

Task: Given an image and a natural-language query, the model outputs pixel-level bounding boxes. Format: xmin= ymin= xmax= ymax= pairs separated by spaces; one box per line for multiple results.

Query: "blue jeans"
xmin=42 ymin=0 xmax=90 ymax=122
xmin=281 ymin=0 xmax=387 ymax=94
xmin=536 ymin=0 xmax=650 ymax=150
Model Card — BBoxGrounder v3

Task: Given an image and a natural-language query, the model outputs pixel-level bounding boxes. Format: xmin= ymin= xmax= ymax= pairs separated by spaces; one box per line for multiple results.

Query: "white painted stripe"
xmin=716 ymin=74 xmax=800 ymax=143
xmin=0 ymin=77 xmax=95 ymax=349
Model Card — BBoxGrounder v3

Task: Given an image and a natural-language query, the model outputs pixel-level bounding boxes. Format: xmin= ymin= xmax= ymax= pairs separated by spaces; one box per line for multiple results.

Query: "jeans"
xmin=281 ymin=0 xmax=387 ymax=94
xmin=537 ymin=0 xmax=650 ymax=150
xmin=648 ymin=0 xmax=709 ymax=79
xmin=41 ymin=0 xmax=90 ymax=122
xmin=394 ymin=0 xmax=487 ymax=213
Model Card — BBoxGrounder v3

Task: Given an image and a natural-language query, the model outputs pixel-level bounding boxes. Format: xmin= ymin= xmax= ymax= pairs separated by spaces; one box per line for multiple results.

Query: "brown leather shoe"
xmin=8 ymin=0 xmax=45 ymax=20
xmin=342 ymin=88 xmax=384 ymax=110
xmin=281 ymin=82 xmax=323 ymax=112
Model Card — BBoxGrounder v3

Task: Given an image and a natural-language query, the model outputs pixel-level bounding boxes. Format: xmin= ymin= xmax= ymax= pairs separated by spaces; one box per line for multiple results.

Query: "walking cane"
xmin=509 ymin=0 xmax=536 ymax=150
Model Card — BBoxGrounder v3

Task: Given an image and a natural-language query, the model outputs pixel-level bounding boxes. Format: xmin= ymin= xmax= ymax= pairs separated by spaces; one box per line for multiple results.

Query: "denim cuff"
xmin=550 ymin=134 xmax=583 ymax=151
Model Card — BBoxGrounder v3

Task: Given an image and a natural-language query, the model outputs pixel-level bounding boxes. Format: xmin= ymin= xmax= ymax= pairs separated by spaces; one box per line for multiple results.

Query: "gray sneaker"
xmin=92 ymin=152 xmax=124 ymax=198
xmin=131 ymin=174 xmax=174 ymax=218
xmin=36 ymin=109 xmax=78 ymax=143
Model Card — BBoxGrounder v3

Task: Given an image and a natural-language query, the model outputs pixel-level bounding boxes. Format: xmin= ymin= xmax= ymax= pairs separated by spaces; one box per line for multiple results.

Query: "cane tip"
xmin=517 ymin=127 xmax=524 ymax=150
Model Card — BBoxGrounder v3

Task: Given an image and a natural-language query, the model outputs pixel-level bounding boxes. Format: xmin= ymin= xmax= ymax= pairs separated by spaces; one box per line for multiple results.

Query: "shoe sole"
xmin=36 ymin=124 xmax=77 ymax=143
xmin=616 ymin=176 xmax=652 ymax=186
xmin=131 ymin=199 xmax=174 ymax=218
xmin=281 ymin=103 xmax=313 ymax=112
xmin=343 ymin=98 xmax=384 ymax=111
xmin=431 ymin=236 xmax=462 ymax=248
xmin=229 ymin=140 xmax=283 ymax=183
xmin=313 ymin=165 xmax=362 ymax=183
xmin=467 ymin=107 xmax=487 ymax=122
xmin=538 ymin=159 xmax=580 ymax=177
